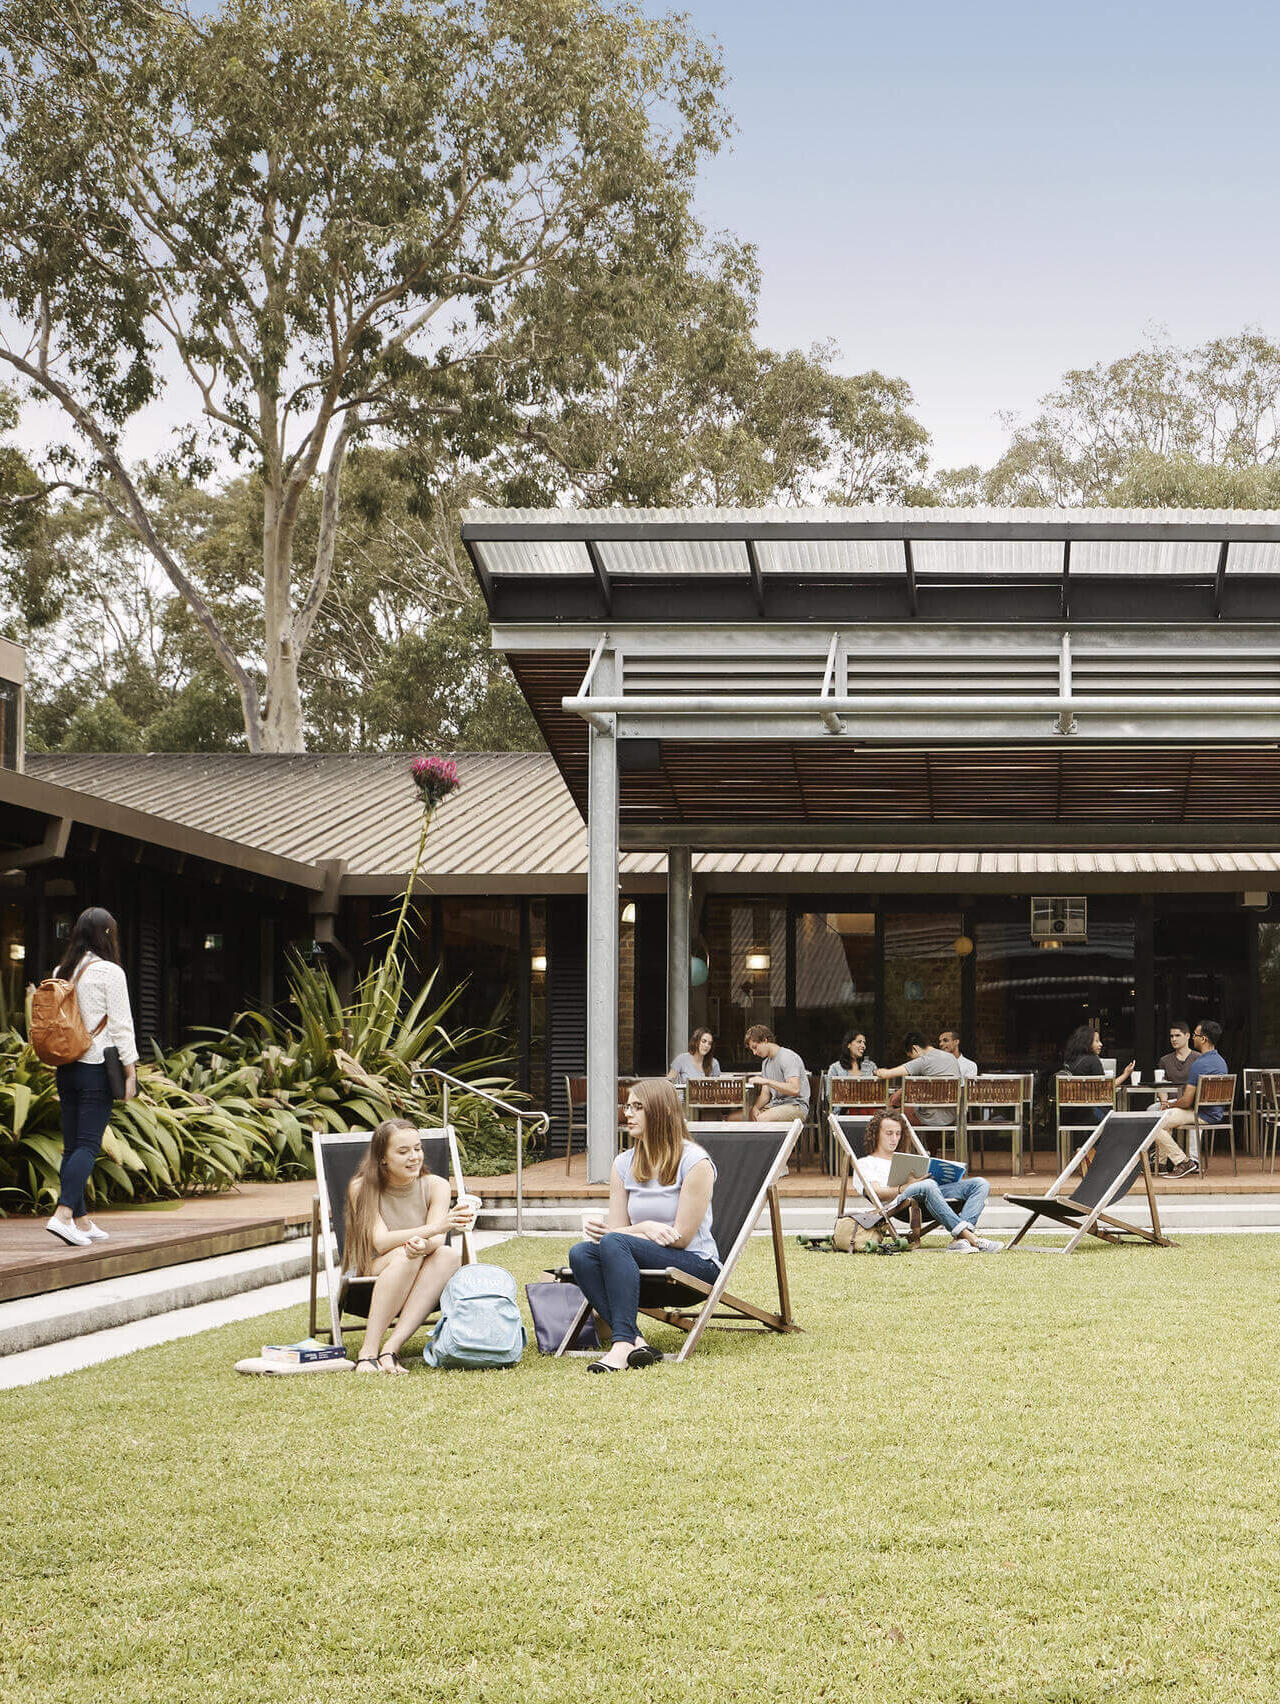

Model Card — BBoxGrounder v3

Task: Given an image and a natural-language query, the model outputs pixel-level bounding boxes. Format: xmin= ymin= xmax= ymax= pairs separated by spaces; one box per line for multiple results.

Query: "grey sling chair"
xmin=309 ymin=1128 xmax=472 ymax=1347
xmin=827 ymin=1111 xmax=947 ymax=1244
xmin=552 ymin=1117 xmax=805 ymax=1363
xmin=1003 ymin=1109 xmax=1171 ymax=1254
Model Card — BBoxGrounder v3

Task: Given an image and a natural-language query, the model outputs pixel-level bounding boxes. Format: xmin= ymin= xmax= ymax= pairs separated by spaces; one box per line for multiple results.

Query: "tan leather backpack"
xmin=29 ymin=962 xmax=106 ymax=1066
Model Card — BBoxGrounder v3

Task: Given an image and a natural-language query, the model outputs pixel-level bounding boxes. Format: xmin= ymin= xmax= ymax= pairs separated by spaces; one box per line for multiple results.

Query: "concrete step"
xmin=0 ymin=1237 xmax=313 ymax=1357
xmin=479 ymin=1194 xmax=1280 ymax=1237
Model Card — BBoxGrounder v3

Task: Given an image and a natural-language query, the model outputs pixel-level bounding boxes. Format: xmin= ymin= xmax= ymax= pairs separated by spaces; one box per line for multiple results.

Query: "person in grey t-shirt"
xmin=743 ymin=1023 xmax=809 ymax=1124
xmin=876 ymin=1030 xmax=961 ymax=1128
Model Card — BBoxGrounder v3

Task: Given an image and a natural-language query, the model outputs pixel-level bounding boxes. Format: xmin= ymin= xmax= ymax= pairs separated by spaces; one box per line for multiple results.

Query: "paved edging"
xmin=0 ymin=1237 xmax=313 ymax=1357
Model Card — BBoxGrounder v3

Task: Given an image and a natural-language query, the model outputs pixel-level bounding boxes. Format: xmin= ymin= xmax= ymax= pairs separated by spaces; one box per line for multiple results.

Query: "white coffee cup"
xmin=1131 ymin=1070 xmax=1142 ymax=1085
xmin=581 ymin=1208 xmax=604 ymax=1238
xmin=1154 ymin=1069 xmax=1166 ymax=1083
xmin=458 ymin=1193 xmax=482 ymax=1229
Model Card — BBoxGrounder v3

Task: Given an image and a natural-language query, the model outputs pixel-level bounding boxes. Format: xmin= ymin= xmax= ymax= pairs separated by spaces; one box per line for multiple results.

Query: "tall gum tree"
xmin=0 ymin=0 xmax=728 ymax=749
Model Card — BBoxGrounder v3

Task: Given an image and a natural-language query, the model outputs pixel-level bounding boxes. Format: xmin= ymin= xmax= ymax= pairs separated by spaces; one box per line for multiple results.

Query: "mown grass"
xmin=4 ymin=1233 xmax=1280 ymax=1703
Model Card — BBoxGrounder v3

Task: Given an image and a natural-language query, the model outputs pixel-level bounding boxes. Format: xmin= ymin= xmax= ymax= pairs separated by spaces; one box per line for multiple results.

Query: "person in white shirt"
xmin=939 ymin=1028 xmax=978 ymax=1080
xmin=46 ymin=908 xmax=138 ymax=1248
xmin=857 ymin=1108 xmax=1000 ymax=1253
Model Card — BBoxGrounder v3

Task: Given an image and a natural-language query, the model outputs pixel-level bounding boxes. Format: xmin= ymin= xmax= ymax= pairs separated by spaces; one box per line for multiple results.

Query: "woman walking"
xmin=46 ymin=908 xmax=137 ymax=1248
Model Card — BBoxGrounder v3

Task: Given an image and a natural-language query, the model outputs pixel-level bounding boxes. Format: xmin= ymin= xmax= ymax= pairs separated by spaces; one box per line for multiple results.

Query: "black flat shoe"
xmin=587 ymin=1358 xmax=621 ymax=1374
xmin=626 ymin=1343 xmax=662 ymax=1369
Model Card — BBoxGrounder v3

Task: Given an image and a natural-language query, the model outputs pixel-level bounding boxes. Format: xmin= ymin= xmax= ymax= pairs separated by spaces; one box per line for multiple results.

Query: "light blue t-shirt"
xmin=669 ymin=1051 xmax=721 ymax=1084
xmin=1187 ymin=1049 xmax=1230 ymax=1123
xmin=613 ymin=1140 xmax=719 ymax=1264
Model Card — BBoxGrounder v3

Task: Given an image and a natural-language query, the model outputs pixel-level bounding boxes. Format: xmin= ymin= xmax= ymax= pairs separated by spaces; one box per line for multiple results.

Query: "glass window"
xmin=529 ymin=900 xmax=546 ymax=1106
xmin=702 ymin=899 xmax=786 ymax=1070
xmin=441 ymin=903 xmax=521 ymax=1065
xmin=975 ymin=915 xmax=1135 ymax=1074
xmin=0 ymin=682 xmax=17 ymax=770
xmin=882 ymin=912 xmax=962 ymax=1065
xmin=795 ymin=910 xmax=877 ymax=1073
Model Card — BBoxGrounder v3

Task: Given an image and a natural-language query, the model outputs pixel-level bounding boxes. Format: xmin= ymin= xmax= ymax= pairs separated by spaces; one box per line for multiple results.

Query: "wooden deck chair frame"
xmin=553 ymin=1117 xmax=804 ymax=1363
xmin=1004 ymin=1110 xmax=1171 ymax=1254
xmin=827 ymin=1111 xmax=948 ymax=1242
xmin=309 ymin=1126 xmax=470 ymax=1347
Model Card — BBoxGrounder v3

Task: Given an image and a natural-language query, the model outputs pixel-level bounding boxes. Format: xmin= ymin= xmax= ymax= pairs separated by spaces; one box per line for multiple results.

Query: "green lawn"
xmin=4 ymin=1233 xmax=1280 ymax=1703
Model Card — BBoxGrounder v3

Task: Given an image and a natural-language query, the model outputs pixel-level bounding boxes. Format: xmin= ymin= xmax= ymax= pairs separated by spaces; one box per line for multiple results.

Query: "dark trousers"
xmin=568 ymin=1232 xmax=721 ymax=1343
xmin=55 ymin=1062 xmax=113 ymax=1216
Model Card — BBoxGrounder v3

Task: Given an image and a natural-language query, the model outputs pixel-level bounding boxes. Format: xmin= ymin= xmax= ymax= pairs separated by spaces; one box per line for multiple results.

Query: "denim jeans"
xmin=897 ymin=1175 xmax=990 ymax=1237
xmin=55 ymin=1062 xmax=113 ymax=1216
xmin=568 ymin=1232 xmax=721 ymax=1343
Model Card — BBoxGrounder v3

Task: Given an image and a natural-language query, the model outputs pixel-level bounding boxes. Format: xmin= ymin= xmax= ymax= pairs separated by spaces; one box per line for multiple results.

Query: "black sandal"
xmin=376 ymin=1351 xmax=408 ymax=1375
xmin=355 ymin=1357 xmax=381 ymax=1373
xmin=587 ymin=1358 xmax=621 ymax=1373
xmin=626 ymin=1343 xmax=662 ymax=1369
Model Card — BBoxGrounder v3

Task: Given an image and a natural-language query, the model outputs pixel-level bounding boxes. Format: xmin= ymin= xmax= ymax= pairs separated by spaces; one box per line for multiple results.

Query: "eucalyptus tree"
xmin=0 ymin=0 xmax=728 ymax=749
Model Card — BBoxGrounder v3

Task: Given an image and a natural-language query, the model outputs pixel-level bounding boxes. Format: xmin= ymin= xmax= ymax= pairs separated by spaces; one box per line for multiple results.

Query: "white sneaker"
xmin=945 ymin=1237 xmax=978 ymax=1253
xmin=972 ymin=1236 xmax=1002 ymax=1253
xmin=80 ymin=1221 xmax=109 ymax=1242
xmin=46 ymin=1216 xmax=93 ymax=1247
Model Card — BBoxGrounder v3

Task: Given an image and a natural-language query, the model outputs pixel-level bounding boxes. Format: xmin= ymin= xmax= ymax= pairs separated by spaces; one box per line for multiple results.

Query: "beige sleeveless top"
xmin=378 ymin=1177 xmax=431 ymax=1231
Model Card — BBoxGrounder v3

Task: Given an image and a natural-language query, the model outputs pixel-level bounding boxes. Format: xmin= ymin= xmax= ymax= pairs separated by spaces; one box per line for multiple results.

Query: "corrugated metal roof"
xmin=19 ymin=752 xmax=1280 ymax=892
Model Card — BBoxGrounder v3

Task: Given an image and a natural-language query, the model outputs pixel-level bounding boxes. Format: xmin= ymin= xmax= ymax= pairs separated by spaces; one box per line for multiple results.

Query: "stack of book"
xmin=261 ymin=1338 xmax=348 ymax=1366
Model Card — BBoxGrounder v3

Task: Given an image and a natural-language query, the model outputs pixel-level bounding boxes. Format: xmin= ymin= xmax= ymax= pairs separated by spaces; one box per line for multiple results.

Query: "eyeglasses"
xmin=625 ymin=1100 xmax=643 ymax=1112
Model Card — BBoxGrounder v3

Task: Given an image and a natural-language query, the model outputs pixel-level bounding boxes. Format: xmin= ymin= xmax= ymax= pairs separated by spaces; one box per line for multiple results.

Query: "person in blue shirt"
xmin=1151 ymin=1019 xmax=1229 ymax=1177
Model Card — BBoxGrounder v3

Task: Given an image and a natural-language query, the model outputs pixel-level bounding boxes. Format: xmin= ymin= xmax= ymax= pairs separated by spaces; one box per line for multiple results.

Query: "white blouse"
xmin=69 ymin=953 xmax=139 ymax=1066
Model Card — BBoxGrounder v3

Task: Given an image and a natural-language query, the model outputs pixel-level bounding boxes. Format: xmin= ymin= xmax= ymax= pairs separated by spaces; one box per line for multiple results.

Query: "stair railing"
xmin=412 ymin=1067 xmax=549 ymax=1233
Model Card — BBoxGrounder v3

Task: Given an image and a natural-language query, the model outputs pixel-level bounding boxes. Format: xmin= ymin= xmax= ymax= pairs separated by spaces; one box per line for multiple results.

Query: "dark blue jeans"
xmin=568 ymin=1232 xmax=721 ymax=1343
xmin=55 ymin=1062 xmax=113 ymax=1216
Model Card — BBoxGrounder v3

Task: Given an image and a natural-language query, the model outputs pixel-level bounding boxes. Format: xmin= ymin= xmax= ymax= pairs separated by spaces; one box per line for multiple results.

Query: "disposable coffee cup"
xmin=1131 ymin=1070 xmax=1142 ymax=1085
xmin=458 ymin=1193 xmax=482 ymax=1229
xmin=581 ymin=1209 xmax=602 ymax=1237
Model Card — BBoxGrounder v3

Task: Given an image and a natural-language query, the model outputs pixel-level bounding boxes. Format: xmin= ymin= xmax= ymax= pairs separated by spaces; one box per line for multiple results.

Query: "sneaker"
xmin=945 ymin=1237 xmax=978 ymax=1253
xmin=972 ymin=1236 xmax=1002 ymax=1253
xmin=46 ymin=1216 xmax=93 ymax=1247
xmin=80 ymin=1222 xmax=109 ymax=1242
xmin=1170 ymin=1159 xmax=1200 ymax=1179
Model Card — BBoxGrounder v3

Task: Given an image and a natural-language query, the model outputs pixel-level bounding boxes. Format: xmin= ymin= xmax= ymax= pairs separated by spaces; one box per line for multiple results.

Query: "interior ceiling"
xmin=508 ymin=653 xmax=1280 ymax=829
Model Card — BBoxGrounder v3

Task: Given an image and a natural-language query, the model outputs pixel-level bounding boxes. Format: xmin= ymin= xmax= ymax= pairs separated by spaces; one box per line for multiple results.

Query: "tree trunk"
xmin=258 ymin=639 xmax=306 ymax=751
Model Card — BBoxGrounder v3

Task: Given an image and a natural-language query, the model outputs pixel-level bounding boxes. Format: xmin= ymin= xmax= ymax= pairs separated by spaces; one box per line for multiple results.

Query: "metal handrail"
xmin=411 ymin=1067 xmax=549 ymax=1234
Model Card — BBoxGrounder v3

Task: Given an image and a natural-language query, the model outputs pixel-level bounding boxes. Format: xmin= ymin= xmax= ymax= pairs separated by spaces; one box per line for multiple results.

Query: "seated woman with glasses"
xmin=568 ymin=1078 xmax=720 ymax=1373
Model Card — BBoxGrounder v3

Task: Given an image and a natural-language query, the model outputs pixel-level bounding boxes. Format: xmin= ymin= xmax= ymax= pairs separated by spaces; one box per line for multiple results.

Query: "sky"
xmin=679 ymin=0 xmax=1280 ymax=467
xmin=10 ymin=0 xmax=1280 ymax=477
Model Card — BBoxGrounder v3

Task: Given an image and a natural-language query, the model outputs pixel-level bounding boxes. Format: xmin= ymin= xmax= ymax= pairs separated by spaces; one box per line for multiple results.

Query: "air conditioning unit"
xmin=1030 ymin=897 xmax=1087 ymax=943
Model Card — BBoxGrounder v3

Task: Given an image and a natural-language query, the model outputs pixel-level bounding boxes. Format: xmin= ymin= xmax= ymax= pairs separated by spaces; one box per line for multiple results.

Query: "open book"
xmin=887 ymin=1153 xmax=967 ymax=1190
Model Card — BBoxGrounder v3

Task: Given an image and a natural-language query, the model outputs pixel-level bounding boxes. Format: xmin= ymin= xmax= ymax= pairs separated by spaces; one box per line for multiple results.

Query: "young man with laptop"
xmin=857 ymin=1108 xmax=1001 ymax=1253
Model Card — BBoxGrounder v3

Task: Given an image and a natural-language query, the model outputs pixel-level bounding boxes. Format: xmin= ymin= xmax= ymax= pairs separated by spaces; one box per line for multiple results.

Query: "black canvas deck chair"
xmin=1004 ymin=1110 xmax=1171 ymax=1254
xmin=309 ymin=1127 xmax=470 ymax=1345
xmin=827 ymin=1112 xmax=948 ymax=1243
xmin=553 ymin=1117 xmax=804 ymax=1363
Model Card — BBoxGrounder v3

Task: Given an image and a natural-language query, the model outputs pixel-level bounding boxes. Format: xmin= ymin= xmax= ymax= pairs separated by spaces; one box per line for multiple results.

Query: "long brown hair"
xmin=343 ymin=1118 xmax=424 ymax=1275
xmin=628 ymin=1078 xmax=687 ymax=1187
xmin=55 ymin=907 xmax=121 ymax=978
xmin=687 ymin=1027 xmax=715 ymax=1075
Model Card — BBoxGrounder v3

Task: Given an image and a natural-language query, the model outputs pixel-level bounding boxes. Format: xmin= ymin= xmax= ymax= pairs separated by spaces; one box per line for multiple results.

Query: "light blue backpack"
xmin=421 ymin=1263 xmax=526 ymax=1369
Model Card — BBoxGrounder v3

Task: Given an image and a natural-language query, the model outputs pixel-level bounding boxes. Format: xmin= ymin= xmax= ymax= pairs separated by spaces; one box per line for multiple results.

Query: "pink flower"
xmin=410 ymin=755 xmax=460 ymax=808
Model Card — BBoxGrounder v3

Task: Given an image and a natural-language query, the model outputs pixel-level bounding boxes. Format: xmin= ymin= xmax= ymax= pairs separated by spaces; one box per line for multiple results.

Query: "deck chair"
xmin=827 ymin=1112 xmax=949 ymax=1244
xmin=1004 ymin=1110 xmax=1171 ymax=1254
xmin=552 ymin=1117 xmax=804 ymax=1363
xmin=309 ymin=1127 xmax=470 ymax=1346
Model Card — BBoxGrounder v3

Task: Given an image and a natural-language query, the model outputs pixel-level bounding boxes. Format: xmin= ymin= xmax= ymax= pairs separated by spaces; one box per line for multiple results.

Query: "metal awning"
xmin=463 ymin=505 xmax=1280 ymax=622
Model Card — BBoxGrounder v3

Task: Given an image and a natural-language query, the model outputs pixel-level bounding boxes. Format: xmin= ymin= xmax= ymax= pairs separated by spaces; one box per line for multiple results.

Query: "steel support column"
xmin=666 ymin=845 xmax=692 ymax=1065
xmin=586 ymin=651 xmax=620 ymax=1183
